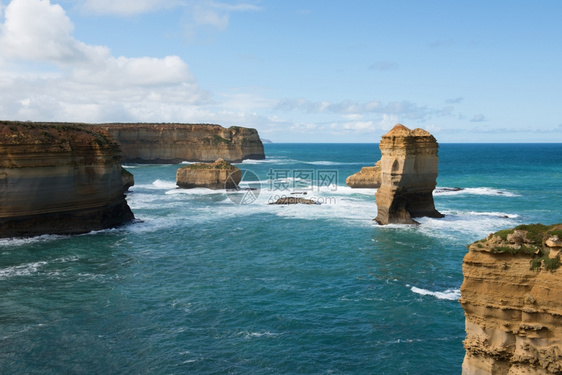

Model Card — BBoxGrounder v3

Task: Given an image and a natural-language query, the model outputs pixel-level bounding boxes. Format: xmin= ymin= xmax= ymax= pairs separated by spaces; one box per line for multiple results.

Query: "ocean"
xmin=1 ymin=143 xmax=561 ymax=374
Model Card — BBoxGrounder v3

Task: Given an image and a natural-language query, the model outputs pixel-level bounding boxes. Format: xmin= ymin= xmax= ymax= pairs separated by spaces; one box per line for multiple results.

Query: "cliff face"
xmin=346 ymin=161 xmax=381 ymax=188
xmin=0 ymin=122 xmax=134 ymax=238
xmin=176 ymin=158 xmax=241 ymax=189
xmin=374 ymin=124 xmax=443 ymax=225
xmin=460 ymin=224 xmax=562 ymax=375
xmin=93 ymin=123 xmax=265 ymax=163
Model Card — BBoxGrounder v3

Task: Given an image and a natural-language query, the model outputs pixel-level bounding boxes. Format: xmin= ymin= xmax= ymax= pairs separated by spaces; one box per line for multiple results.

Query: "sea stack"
xmin=374 ymin=124 xmax=443 ymax=225
xmin=345 ymin=161 xmax=382 ymax=188
xmin=176 ymin=158 xmax=241 ymax=189
xmin=460 ymin=224 xmax=562 ymax=374
xmin=0 ymin=122 xmax=134 ymax=238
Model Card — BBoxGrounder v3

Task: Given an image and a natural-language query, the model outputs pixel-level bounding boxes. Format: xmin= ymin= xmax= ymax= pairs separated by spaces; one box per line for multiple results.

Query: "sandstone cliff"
xmin=176 ymin=158 xmax=241 ymax=189
xmin=374 ymin=124 xmax=443 ymax=225
xmin=93 ymin=123 xmax=265 ymax=163
xmin=346 ymin=161 xmax=381 ymax=188
xmin=461 ymin=224 xmax=562 ymax=375
xmin=0 ymin=122 xmax=134 ymax=238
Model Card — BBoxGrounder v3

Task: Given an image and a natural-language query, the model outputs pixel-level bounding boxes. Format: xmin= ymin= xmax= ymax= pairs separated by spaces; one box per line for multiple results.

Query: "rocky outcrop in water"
xmin=374 ymin=124 xmax=443 ymax=225
xmin=269 ymin=197 xmax=318 ymax=205
xmin=176 ymin=158 xmax=241 ymax=189
xmin=461 ymin=224 xmax=562 ymax=375
xmin=93 ymin=123 xmax=265 ymax=163
xmin=346 ymin=161 xmax=381 ymax=188
xmin=0 ymin=122 xmax=134 ymax=238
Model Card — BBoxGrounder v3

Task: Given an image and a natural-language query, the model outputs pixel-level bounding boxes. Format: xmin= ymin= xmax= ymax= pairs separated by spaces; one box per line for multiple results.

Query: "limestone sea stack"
xmin=460 ymin=224 xmax=562 ymax=375
xmin=0 ymin=122 xmax=134 ymax=238
xmin=93 ymin=123 xmax=265 ymax=163
xmin=374 ymin=124 xmax=443 ymax=225
xmin=345 ymin=161 xmax=382 ymax=188
xmin=176 ymin=158 xmax=241 ymax=189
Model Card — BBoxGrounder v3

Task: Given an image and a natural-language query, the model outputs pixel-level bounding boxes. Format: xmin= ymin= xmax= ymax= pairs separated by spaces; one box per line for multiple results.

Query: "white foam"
xmin=410 ymin=286 xmax=460 ymax=301
xmin=132 ymin=180 xmax=178 ymax=191
xmin=0 ymin=261 xmax=48 ymax=279
xmin=416 ymin=211 xmax=518 ymax=241
xmin=435 ymin=187 xmax=520 ymax=197
xmin=237 ymin=331 xmax=280 ymax=339
xmin=0 ymin=234 xmax=68 ymax=247
xmin=239 ymin=158 xmax=298 ymax=165
xmin=304 ymin=160 xmax=363 ymax=166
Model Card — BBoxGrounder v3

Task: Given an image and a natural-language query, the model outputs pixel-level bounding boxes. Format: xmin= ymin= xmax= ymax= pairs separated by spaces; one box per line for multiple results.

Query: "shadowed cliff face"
xmin=0 ymin=122 xmax=134 ymax=238
xmin=374 ymin=124 xmax=443 ymax=225
xmin=93 ymin=123 xmax=265 ymax=163
xmin=461 ymin=224 xmax=562 ymax=375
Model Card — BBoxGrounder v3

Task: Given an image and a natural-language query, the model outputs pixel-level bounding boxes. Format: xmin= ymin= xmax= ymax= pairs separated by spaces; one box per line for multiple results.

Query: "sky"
xmin=0 ymin=0 xmax=561 ymax=143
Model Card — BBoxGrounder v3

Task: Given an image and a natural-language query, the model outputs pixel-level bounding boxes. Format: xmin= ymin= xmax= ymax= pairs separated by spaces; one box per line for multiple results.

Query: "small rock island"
xmin=346 ymin=161 xmax=381 ymax=188
xmin=176 ymin=158 xmax=241 ymax=189
xmin=461 ymin=224 xmax=562 ymax=375
xmin=374 ymin=124 xmax=443 ymax=225
xmin=0 ymin=122 xmax=134 ymax=238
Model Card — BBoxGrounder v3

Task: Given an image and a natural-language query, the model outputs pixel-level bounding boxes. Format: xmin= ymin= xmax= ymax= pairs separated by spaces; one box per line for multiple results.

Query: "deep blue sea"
xmin=1 ymin=143 xmax=562 ymax=374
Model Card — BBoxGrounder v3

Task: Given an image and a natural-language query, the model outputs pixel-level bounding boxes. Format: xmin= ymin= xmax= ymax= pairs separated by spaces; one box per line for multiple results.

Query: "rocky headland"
xmin=374 ymin=124 xmax=443 ymax=225
xmin=93 ymin=123 xmax=265 ymax=163
xmin=461 ymin=223 xmax=562 ymax=375
xmin=346 ymin=161 xmax=381 ymax=188
xmin=176 ymin=158 xmax=241 ymax=189
xmin=0 ymin=122 xmax=134 ymax=238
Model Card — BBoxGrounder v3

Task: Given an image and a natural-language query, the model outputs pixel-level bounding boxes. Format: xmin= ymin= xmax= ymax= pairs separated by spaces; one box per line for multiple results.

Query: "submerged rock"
xmin=374 ymin=124 xmax=444 ymax=225
xmin=176 ymin=158 xmax=241 ymax=189
xmin=269 ymin=197 xmax=318 ymax=205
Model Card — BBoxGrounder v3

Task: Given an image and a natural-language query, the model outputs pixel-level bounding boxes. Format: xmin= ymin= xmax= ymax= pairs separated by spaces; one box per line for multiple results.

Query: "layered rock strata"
xmin=176 ymin=158 xmax=241 ymax=189
xmin=0 ymin=122 xmax=134 ymax=238
xmin=374 ymin=124 xmax=443 ymax=225
xmin=346 ymin=161 xmax=382 ymax=188
xmin=461 ymin=224 xmax=562 ymax=375
xmin=93 ymin=123 xmax=265 ymax=163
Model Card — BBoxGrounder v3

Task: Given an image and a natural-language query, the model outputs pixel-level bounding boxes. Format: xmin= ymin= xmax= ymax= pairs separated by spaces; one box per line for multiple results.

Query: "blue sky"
xmin=0 ymin=0 xmax=561 ymax=142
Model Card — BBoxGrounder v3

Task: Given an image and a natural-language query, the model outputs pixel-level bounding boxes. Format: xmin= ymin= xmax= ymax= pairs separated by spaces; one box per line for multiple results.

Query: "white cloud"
xmin=0 ymin=0 xmax=96 ymax=63
xmin=470 ymin=113 xmax=486 ymax=122
xmin=274 ymin=98 xmax=446 ymax=122
xmin=184 ymin=1 xmax=261 ymax=38
xmin=0 ymin=0 xmax=209 ymax=123
xmin=81 ymin=0 xmax=182 ymax=16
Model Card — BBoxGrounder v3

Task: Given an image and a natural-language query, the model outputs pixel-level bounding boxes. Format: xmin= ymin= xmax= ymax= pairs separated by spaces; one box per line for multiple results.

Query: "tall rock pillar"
xmin=374 ymin=124 xmax=443 ymax=225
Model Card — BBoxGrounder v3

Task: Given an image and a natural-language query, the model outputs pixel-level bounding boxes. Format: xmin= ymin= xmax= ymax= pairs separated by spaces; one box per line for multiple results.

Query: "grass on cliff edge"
xmin=477 ymin=224 xmax=562 ymax=271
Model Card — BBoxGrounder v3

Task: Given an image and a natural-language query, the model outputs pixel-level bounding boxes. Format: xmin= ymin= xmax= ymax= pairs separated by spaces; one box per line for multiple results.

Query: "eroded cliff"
xmin=0 ymin=122 xmax=134 ymax=238
xmin=374 ymin=124 xmax=443 ymax=225
xmin=461 ymin=224 xmax=562 ymax=375
xmin=176 ymin=158 xmax=241 ymax=189
xmin=346 ymin=161 xmax=381 ymax=188
xmin=94 ymin=123 xmax=265 ymax=163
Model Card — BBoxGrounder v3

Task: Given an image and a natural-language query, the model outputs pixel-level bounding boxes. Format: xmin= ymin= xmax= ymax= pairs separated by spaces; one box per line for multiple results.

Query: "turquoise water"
xmin=1 ymin=143 xmax=561 ymax=374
